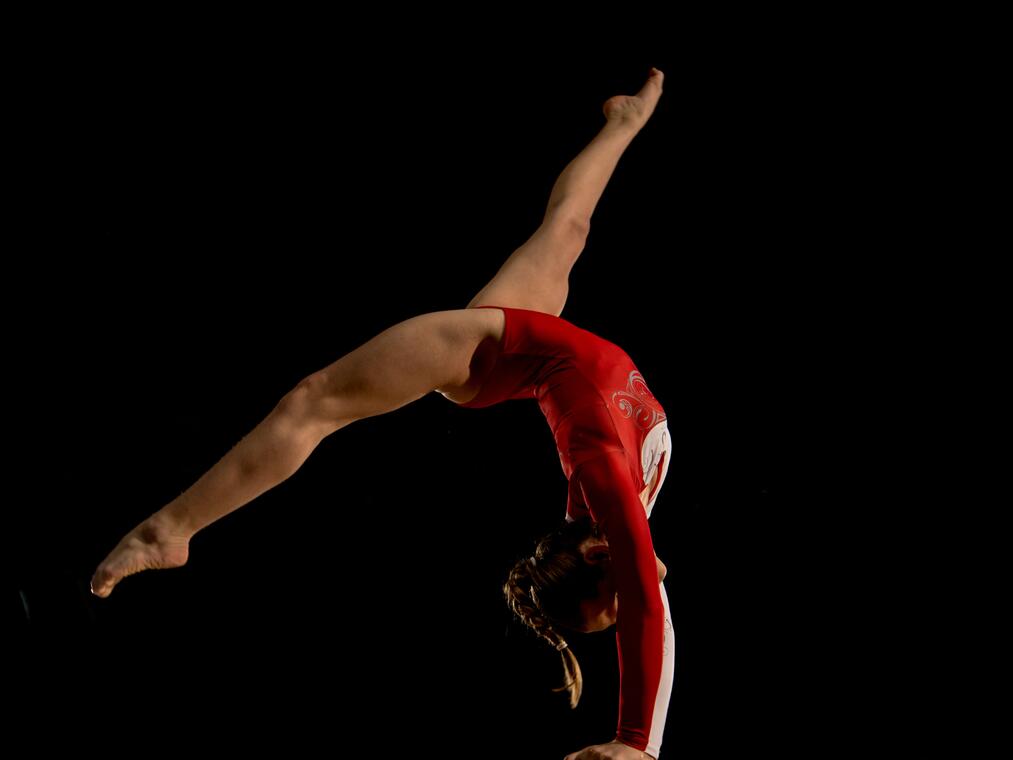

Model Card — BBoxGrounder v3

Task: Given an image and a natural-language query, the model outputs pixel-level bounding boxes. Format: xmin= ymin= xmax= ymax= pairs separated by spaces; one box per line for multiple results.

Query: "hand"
xmin=564 ymin=739 xmax=656 ymax=760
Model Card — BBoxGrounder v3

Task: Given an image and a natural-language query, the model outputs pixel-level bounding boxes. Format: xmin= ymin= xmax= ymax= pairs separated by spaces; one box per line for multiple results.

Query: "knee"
xmin=547 ymin=216 xmax=590 ymax=275
xmin=545 ymin=206 xmax=591 ymax=242
xmin=285 ymin=371 xmax=328 ymax=405
xmin=275 ymin=371 xmax=347 ymax=430
xmin=567 ymin=215 xmax=590 ymax=242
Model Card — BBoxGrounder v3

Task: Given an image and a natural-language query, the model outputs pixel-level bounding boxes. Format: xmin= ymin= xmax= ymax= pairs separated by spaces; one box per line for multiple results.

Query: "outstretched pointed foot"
xmin=90 ymin=511 xmax=191 ymax=598
xmin=603 ymin=67 xmax=664 ymax=129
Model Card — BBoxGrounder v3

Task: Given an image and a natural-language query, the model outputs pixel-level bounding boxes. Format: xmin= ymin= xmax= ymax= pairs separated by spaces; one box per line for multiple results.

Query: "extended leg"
xmin=90 ymin=308 xmax=497 ymax=597
xmin=467 ymin=68 xmax=664 ymax=317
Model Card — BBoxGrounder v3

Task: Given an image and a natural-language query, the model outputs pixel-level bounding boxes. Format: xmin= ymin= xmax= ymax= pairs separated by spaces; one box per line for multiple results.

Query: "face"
xmin=576 ymin=537 xmax=668 ymax=633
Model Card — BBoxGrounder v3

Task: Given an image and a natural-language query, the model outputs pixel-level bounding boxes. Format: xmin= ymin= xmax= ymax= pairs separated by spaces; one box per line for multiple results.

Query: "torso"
xmin=444 ymin=306 xmax=665 ymax=511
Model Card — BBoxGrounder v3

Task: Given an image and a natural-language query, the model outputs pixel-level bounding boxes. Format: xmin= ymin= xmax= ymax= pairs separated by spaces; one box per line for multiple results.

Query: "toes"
xmin=91 ymin=555 xmax=130 ymax=598
xmin=638 ymin=72 xmax=663 ymax=98
xmin=90 ymin=568 xmax=115 ymax=598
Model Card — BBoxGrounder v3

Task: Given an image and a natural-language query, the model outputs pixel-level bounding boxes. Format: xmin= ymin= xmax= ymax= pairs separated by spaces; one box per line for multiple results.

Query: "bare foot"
xmin=90 ymin=511 xmax=191 ymax=598
xmin=603 ymin=67 xmax=665 ymax=128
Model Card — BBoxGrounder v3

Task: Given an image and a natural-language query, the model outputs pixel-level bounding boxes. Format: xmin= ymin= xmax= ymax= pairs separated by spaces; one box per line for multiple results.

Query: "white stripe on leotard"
xmin=646 ymin=576 xmax=676 ymax=758
xmin=643 ymin=420 xmax=674 ymax=756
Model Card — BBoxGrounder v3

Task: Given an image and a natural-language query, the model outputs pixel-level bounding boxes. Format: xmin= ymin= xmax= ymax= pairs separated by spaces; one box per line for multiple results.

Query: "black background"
xmin=6 ymin=20 xmax=947 ymax=758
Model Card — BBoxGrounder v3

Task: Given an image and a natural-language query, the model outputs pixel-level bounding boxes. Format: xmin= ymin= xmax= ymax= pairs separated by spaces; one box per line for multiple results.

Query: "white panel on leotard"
xmin=564 ymin=420 xmax=671 ymax=524
xmin=641 ymin=420 xmax=672 ymax=519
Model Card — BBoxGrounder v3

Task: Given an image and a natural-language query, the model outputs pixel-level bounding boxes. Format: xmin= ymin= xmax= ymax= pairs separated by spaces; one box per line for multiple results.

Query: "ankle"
xmin=152 ymin=502 xmax=198 ymax=542
xmin=603 ymin=117 xmax=642 ymax=136
xmin=600 ymin=119 xmax=641 ymax=146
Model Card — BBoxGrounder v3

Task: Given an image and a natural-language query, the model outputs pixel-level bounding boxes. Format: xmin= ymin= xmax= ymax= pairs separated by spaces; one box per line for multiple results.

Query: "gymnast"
xmin=92 ymin=67 xmax=671 ymax=760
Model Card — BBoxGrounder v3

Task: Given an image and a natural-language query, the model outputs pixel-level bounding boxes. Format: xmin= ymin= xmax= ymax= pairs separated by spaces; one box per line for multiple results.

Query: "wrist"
xmin=614 ymin=737 xmax=654 ymax=759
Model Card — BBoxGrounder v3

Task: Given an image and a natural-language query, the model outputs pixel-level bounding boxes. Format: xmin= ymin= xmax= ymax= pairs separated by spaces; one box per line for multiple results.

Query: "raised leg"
xmin=467 ymin=68 xmax=664 ymax=317
xmin=90 ymin=308 xmax=501 ymax=597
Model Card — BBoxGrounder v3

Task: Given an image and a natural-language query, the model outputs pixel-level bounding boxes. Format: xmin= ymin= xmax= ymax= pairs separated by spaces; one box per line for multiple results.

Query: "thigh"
xmin=465 ymin=216 xmax=587 ymax=317
xmin=316 ymin=308 xmax=505 ymax=421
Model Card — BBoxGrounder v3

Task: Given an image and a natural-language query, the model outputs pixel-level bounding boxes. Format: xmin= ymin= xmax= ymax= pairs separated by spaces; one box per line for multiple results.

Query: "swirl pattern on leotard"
xmin=610 ymin=370 xmax=666 ymax=430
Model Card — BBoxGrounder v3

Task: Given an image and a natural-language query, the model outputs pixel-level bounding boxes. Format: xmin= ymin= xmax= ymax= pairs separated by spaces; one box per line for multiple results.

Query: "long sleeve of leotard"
xmin=576 ymin=449 xmax=667 ymax=754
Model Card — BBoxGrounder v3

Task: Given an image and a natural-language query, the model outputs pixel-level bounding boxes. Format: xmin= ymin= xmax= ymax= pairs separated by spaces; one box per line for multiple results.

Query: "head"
xmin=502 ymin=516 xmax=618 ymax=709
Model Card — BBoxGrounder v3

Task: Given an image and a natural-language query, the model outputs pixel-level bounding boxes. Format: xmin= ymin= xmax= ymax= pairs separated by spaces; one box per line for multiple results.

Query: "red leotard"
xmin=458 ymin=305 xmax=674 ymax=755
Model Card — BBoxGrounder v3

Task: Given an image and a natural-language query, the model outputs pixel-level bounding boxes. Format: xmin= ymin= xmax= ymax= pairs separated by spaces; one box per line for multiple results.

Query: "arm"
xmin=577 ymin=450 xmax=668 ymax=754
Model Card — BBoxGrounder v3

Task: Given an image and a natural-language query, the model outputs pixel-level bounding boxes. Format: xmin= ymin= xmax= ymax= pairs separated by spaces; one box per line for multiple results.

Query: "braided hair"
xmin=502 ymin=516 xmax=606 ymax=709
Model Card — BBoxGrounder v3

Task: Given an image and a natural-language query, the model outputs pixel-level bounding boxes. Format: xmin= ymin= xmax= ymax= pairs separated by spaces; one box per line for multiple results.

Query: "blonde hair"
xmin=502 ymin=517 xmax=604 ymax=708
